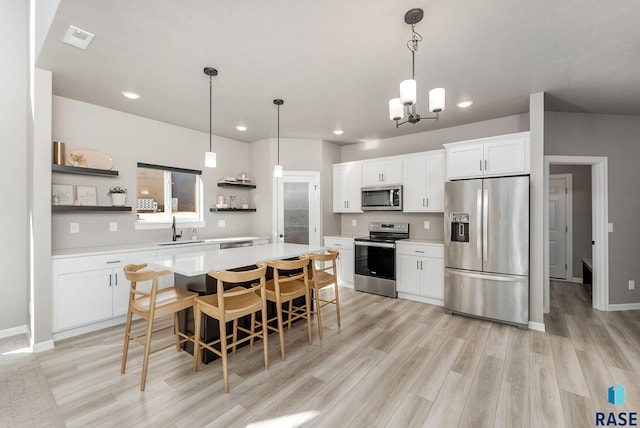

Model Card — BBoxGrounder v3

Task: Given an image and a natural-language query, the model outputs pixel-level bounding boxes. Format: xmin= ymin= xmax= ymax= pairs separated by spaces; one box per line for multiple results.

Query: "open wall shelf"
xmin=210 ymin=208 xmax=256 ymax=213
xmin=52 ymin=205 xmax=132 ymax=212
xmin=217 ymin=182 xmax=256 ymax=189
xmin=52 ymin=164 xmax=119 ymax=177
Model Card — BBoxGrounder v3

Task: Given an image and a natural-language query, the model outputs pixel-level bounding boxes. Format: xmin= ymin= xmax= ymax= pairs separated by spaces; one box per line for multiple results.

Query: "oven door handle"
xmin=354 ymin=241 xmax=395 ymax=249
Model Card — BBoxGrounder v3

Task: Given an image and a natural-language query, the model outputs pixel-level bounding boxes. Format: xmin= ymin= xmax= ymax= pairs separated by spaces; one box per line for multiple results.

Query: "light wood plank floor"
xmin=33 ymin=281 xmax=640 ymax=427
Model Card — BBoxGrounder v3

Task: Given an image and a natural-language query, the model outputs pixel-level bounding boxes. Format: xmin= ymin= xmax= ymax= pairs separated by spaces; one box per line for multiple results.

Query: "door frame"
xmin=548 ymin=173 xmax=573 ymax=281
xmin=544 ymin=156 xmax=608 ymax=312
xmin=272 ymin=171 xmax=321 ymax=246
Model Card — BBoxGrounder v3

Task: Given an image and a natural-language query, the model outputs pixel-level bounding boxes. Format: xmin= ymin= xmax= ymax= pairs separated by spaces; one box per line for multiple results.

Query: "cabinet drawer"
xmin=396 ymin=243 xmax=443 ymax=258
xmin=324 ymin=238 xmax=354 ymax=249
xmin=54 ymin=254 xmax=129 ymax=275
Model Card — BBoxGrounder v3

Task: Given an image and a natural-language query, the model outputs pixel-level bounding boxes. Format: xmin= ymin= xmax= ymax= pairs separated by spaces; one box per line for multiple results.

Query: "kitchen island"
xmin=143 ymin=242 xmax=325 ymax=362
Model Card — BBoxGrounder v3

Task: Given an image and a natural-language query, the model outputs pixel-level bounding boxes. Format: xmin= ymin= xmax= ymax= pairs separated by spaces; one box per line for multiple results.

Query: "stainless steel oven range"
xmin=354 ymin=222 xmax=409 ymax=298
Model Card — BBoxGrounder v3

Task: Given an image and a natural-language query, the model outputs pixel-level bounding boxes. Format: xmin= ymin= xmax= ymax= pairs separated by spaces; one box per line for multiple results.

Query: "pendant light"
xmin=273 ymin=99 xmax=284 ymax=178
xmin=204 ymin=67 xmax=218 ymax=168
xmin=389 ymin=8 xmax=445 ymax=128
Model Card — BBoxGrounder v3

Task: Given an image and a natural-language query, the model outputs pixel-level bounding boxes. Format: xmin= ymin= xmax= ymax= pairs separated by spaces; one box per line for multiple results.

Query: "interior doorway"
xmin=544 ymin=156 xmax=608 ymax=312
xmin=274 ymin=171 xmax=320 ymax=246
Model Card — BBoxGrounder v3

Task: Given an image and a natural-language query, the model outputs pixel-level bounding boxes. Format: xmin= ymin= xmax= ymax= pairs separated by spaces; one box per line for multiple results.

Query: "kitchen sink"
xmin=157 ymin=240 xmax=204 ymax=246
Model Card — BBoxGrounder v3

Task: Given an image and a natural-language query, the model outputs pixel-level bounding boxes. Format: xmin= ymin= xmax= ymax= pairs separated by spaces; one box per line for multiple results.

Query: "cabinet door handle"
xmin=420 ymin=261 xmax=423 ymax=270
xmin=480 ymin=159 xmax=483 ymax=171
xmin=109 ymin=274 xmax=112 ymax=287
xmin=422 ymin=198 xmax=425 ymax=207
xmin=115 ymin=273 xmax=118 ymax=286
xmin=415 ymin=250 xmax=425 ymax=253
xmin=426 ymin=198 xmax=429 ymax=207
xmin=416 ymin=260 xmax=419 ymax=270
xmin=484 ymin=159 xmax=488 ymax=170
xmin=106 ymin=260 xmax=121 ymax=264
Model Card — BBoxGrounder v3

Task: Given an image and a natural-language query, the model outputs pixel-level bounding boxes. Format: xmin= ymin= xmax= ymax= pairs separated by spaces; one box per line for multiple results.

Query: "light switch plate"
xmin=608 ymin=223 xmax=613 ymax=232
xmin=70 ymin=222 xmax=79 ymax=234
xmin=352 ymin=219 xmax=357 ymax=227
xmin=109 ymin=222 xmax=117 ymax=232
xmin=424 ymin=221 xmax=430 ymax=229
xmin=218 ymin=219 xmax=226 ymax=228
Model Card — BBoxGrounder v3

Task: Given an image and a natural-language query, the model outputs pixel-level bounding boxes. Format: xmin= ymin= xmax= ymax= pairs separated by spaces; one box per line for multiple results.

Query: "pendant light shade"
xmin=400 ymin=79 xmax=417 ymax=106
xmin=203 ymin=67 xmax=218 ymax=168
xmin=205 ymin=151 xmax=216 ymax=168
xmin=273 ymin=99 xmax=284 ymax=178
xmin=429 ymin=87 xmax=445 ymax=113
xmin=389 ymin=98 xmax=404 ymax=121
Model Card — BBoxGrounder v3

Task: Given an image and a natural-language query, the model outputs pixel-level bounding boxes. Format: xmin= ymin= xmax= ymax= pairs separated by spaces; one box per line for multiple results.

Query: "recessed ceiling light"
xmin=236 ymin=125 xmax=247 ymax=131
xmin=121 ymin=91 xmax=141 ymax=100
xmin=456 ymin=100 xmax=473 ymax=108
xmin=62 ymin=25 xmax=95 ymax=50
xmin=333 ymin=129 xmax=344 ymax=135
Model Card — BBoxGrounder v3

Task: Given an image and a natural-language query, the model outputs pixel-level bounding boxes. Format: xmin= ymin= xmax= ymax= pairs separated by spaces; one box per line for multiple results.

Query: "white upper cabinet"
xmin=444 ymin=131 xmax=530 ymax=180
xmin=333 ymin=162 xmax=362 ymax=213
xmin=403 ymin=150 xmax=445 ymax=212
xmin=362 ymin=159 xmax=402 ymax=186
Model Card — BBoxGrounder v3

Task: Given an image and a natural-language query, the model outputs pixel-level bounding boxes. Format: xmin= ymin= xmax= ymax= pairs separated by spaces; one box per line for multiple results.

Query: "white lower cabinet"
xmin=396 ymin=242 xmax=444 ymax=305
xmin=323 ymin=236 xmax=355 ymax=286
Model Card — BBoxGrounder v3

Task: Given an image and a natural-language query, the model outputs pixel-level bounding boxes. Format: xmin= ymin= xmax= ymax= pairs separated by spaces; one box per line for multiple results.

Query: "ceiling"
xmin=38 ymin=0 xmax=640 ymax=145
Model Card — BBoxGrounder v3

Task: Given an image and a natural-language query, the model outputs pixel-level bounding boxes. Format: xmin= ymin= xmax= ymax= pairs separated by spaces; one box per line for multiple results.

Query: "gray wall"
xmin=545 ymin=112 xmax=640 ymax=304
xmin=0 ymin=0 xmax=29 ymax=332
xmin=549 ymin=164 xmax=592 ymax=278
xmin=52 ymin=96 xmax=254 ymax=250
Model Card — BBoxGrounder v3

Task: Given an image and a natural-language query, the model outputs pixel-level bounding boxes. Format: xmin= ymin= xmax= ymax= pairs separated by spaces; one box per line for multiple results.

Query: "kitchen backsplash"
xmin=339 ymin=212 xmax=444 ymax=241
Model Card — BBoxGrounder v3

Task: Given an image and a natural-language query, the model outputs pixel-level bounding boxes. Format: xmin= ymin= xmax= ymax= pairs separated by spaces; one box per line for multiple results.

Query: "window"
xmin=135 ymin=162 xmax=204 ymax=229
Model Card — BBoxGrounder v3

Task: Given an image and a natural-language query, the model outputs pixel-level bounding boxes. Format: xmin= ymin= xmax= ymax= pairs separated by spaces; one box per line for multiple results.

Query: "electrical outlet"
xmin=109 ymin=222 xmax=118 ymax=232
xmin=352 ymin=219 xmax=357 ymax=227
xmin=70 ymin=222 xmax=79 ymax=234
xmin=609 ymin=223 xmax=614 ymax=233
xmin=424 ymin=221 xmax=430 ymax=229
xmin=218 ymin=219 xmax=226 ymax=228
xmin=629 ymin=280 xmax=635 ymax=290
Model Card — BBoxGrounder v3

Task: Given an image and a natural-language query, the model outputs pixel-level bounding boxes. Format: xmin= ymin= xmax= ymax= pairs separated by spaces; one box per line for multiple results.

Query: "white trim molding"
xmin=0 ymin=324 xmax=29 ymax=339
xmin=528 ymin=321 xmax=546 ymax=332
xmin=544 ymin=155 xmax=609 ymax=313
xmin=32 ymin=340 xmax=55 ymax=353
xmin=607 ymin=303 xmax=640 ymax=311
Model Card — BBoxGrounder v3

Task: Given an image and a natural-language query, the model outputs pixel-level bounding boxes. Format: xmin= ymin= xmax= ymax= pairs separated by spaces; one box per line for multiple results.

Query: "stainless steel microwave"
xmin=361 ymin=185 xmax=403 ymax=211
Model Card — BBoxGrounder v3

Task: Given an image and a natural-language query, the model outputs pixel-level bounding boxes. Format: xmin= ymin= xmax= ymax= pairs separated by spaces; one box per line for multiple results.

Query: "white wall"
xmin=51 ymin=96 xmax=254 ymax=249
xmin=0 ymin=0 xmax=29 ymax=332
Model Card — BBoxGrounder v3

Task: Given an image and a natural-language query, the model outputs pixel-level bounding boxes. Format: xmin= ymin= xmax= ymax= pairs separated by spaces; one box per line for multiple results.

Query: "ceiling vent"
xmin=63 ymin=25 xmax=95 ymax=50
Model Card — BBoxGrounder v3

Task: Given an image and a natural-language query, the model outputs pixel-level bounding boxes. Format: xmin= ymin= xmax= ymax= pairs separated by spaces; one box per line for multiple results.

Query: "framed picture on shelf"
xmin=76 ymin=185 xmax=98 ymax=206
xmin=52 ymin=184 xmax=74 ymax=205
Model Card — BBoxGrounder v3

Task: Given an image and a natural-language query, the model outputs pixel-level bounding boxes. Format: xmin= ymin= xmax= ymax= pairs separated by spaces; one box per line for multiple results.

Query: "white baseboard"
xmin=32 ymin=340 xmax=55 ymax=353
xmin=52 ymin=316 xmax=127 ymax=342
xmin=528 ymin=321 xmax=545 ymax=332
xmin=0 ymin=324 xmax=29 ymax=339
xmin=397 ymin=292 xmax=444 ymax=307
xmin=607 ymin=303 xmax=640 ymax=311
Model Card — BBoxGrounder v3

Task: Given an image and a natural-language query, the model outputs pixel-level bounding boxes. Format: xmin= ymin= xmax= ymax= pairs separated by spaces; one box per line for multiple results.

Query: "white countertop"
xmin=52 ymin=236 xmax=270 ymax=259
xmin=142 ymin=242 xmax=325 ymax=276
xmin=323 ymin=234 xmax=360 ymax=240
xmin=396 ymin=239 xmax=444 ymax=246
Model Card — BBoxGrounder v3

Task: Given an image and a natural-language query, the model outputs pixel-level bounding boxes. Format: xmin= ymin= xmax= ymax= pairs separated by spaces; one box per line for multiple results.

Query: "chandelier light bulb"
xmin=389 ymin=98 xmax=404 ymax=121
xmin=429 ymin=87 xmax=445 ymax=113
xmin=205 ymin=151 xmax=216 ymax=168
xmin=400 ymin=79 xmax=417 ymax=106
xmin=273 ymin=164 xmax=283 ymax=178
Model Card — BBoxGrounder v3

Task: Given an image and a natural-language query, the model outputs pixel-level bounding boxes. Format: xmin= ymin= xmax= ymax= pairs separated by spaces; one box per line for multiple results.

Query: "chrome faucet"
xmin=172 ymin=216 xmax=182 ymax=241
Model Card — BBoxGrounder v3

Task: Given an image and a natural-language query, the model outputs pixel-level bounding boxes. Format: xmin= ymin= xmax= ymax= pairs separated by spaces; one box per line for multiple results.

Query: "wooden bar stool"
xmin=265 ymin=256 xmax=312 ymax=360
xmin=121 ymin=263 xmax=197 ymax=391
xmin=193 ymin=263 xmax=268 ymax=393
xmin=308 ymin=249 xmax=341 ymax=339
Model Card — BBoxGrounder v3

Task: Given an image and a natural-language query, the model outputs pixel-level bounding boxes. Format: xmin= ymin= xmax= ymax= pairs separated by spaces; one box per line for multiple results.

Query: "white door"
xmin=549 ymin=176 xmax=568 ymax=279
xmin=276 ymin=171 xmax=320 ymax=246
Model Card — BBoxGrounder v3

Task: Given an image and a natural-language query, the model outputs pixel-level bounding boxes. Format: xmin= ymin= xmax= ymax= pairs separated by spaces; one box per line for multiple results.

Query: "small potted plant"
xmin=107 ymin=186 xmax=127 ymax=206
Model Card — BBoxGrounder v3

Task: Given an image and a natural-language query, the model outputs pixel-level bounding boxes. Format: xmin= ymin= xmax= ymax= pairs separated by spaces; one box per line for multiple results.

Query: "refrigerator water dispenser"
xmin=450 ymin=212 xmax=470 ymax=242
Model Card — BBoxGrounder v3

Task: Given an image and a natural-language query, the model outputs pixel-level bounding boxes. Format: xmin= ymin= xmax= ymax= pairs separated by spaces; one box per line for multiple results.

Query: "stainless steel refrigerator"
xmin=444 ymin=176 xmax=529 ymax=327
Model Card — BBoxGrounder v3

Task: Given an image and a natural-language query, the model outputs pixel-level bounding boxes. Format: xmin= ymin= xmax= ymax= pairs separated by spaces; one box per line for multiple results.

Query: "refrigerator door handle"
xmin=483 ymin=188 xmax=489 ymax=262
xmin=476 ymin=188 xmax=482 ymax=259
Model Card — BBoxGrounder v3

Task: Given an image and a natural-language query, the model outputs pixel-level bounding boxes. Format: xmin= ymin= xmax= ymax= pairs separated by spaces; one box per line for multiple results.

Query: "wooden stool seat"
xmin=309 ymin=249 xmax=341 ymax=340
xmin=121 ymin=263 xmax=197 ymax=391
xmin=193 ymin=264 xmax=268 ymax=393
xmin=265 ymin=256 xmax=312 ymax=361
